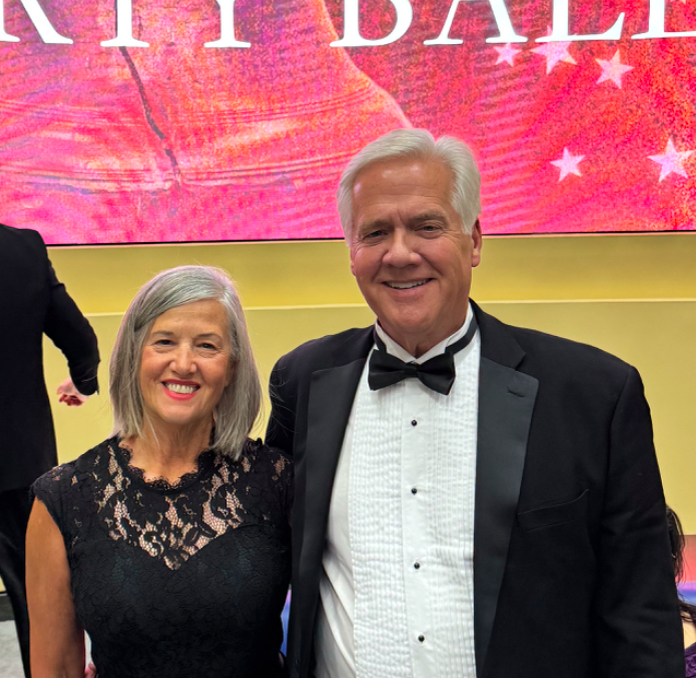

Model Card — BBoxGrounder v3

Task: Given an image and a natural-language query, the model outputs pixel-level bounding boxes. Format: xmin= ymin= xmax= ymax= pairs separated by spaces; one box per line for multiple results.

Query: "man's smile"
xmin=384 ymin=279 xmax=432 ymax=290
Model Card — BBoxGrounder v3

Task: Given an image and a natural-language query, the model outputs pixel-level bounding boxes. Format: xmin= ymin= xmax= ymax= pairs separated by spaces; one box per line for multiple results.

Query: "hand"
xmin=84 ymin=661 xmax=97 ymax=678
xmin=57 ymin=378 xmax=89 ymax=407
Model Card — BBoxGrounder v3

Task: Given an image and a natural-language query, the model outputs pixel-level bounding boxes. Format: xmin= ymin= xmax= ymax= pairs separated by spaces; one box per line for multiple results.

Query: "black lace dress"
xmin=32 ymin=436 xmax=292 ymax=678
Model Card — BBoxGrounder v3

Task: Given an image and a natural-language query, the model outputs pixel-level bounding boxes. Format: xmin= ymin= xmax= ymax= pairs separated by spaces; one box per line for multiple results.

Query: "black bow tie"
xmin=367 ymin=314 xmax=478 ymax=396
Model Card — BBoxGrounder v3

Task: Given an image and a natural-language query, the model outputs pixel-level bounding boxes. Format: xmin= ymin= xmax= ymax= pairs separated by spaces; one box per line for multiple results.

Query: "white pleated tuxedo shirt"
xmin=314 ymin=306 xmax=480 ymax=678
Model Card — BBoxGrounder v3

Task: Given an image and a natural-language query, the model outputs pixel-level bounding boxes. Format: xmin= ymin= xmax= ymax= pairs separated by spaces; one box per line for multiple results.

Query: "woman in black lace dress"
xmin=25 ymin=266 xmax=292 ymax=678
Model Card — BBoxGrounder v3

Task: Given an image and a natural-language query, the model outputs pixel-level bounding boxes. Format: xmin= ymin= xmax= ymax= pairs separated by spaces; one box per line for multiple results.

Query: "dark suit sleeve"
xmin=594 ymin=366 xmax=683 ymax=677
xmin=43 ymin=259 xmax=100 ymax=396
xmin=266 ymin=356 xmax=297 ymax=458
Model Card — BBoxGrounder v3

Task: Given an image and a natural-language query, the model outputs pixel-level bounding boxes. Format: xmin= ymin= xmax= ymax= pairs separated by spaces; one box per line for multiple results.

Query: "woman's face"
xmin=139 ymin=299 xmax=233 ymax=433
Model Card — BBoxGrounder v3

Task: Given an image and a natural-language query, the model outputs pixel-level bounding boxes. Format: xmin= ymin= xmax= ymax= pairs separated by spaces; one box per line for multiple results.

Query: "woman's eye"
xmin=154 ymin=339 xmax=173 ymax=346
xmin=199 ymin=342 xmax=218 ymax=350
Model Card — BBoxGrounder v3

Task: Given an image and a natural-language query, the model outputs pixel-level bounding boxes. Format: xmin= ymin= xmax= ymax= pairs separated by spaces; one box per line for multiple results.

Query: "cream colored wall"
xmin=41 ymin=233 xmax=696 ymax=532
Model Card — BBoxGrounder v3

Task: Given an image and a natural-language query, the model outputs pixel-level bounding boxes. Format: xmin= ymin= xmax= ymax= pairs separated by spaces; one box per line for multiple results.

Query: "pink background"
xmin=0 ymin=0 xmax=694 ymax=243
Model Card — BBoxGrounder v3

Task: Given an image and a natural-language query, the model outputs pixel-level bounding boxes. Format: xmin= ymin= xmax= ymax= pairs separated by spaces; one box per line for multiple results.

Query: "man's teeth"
xmin=165 ymin=383 xmax=198 ymax=394
xmin=387 ymin=280 xmax=428 ymax=290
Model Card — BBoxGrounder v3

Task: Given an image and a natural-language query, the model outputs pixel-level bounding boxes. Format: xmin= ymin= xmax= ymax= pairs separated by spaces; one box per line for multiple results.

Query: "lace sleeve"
xmin=271 ymin=447 xmax=294 ymax=524
xmin=246 ymin=442 xmax=293 ymax=526
xmin=31 ymin=462 xmax=76 ymax=535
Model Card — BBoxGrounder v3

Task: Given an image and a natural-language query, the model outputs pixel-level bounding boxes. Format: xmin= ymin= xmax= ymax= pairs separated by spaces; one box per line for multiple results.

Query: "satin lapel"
xmin=302 ymin=359 xmax=365 ymax=566
xmin=473 ymin=305 xmax=539 ymax=677
xmin=298 ymin=329 xmax=373 ymax=667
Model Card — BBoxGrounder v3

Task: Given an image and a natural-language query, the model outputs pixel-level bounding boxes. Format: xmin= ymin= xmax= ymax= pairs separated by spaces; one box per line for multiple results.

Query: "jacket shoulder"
xmin=501 ymin=321 xmax=636 ymax=392
xmin=0 ymin=224 xmax=47 ymax=269
xmin=0 ymin=223 xmax=45 ymax=246
xmin=513 ymin=323 xmax=629 ymax=365
xmin=274 ymin=326 xmax=373 ymax=373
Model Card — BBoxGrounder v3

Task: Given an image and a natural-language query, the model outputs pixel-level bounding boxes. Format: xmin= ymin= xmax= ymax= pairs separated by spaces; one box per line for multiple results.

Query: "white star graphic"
xmin=648 ymin=139 xmax=694 ymax=181
xmin=596 ymin=50 xmax=634 ymax=88
xmin=532 ymin=41 xmax=576 ymax=74
xmin=494 ymin=43 xmax=521 ymax=67
xmin=551 ymin=148 xmax=585 ymax=181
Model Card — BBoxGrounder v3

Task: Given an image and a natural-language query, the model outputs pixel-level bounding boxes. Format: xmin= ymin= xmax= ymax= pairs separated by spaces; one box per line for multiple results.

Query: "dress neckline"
xmin=111 ymin=438 xmax=218 ymax=493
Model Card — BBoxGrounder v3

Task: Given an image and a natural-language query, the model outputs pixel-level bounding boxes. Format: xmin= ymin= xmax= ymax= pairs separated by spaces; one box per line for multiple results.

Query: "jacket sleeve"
xmin=43 ymin=259 xmax=100 ymax=396
xmin=594 ymin=366 xmax=684 ymax=677
xmin=266 ymin=355 xmax=297 ymax=458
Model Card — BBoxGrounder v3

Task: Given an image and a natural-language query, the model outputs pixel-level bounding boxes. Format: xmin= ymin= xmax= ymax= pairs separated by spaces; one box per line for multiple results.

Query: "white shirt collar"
xmin=374 ymin=302 xmax=475 ymax=365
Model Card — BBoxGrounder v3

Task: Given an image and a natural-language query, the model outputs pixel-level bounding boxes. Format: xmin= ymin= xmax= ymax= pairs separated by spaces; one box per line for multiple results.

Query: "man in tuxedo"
xmin=266 ymin=129 xmax=683 ymax=678
xmin=0 ymin=224 xmax=99 ymax=677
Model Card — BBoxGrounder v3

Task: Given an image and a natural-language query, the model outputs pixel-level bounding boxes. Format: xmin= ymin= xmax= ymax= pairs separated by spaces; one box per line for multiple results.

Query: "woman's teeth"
xmin=165 ymin=383 xmax=198 ymax=394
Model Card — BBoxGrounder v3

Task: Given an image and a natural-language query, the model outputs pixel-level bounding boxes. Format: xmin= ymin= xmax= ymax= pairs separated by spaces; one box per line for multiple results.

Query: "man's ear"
xmin=471 ymin=219 xmax=483 ymax=268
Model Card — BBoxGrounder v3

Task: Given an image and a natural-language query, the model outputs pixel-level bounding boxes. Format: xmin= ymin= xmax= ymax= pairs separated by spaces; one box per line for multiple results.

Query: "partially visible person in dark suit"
xmin=667 ymin=506 xmax=696 ymax=676
xmin=0 ymin=224 xmax=99 ymax=677
xmin=267 ymin=129 xmax=683 ymax=678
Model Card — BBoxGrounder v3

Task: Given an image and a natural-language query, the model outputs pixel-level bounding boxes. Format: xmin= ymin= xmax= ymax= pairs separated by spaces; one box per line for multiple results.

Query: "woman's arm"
xmin=26 ymin=499 xmax=86 ymax=678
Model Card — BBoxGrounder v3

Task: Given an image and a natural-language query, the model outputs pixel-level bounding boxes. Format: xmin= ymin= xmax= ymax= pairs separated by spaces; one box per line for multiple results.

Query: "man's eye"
xmin=363 ymin=229 xmax=385 ymax=239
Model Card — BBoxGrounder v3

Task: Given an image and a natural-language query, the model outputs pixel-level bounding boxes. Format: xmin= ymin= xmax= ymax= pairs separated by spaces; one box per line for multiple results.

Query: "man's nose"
xmin=383 ymin=231 xmax=419 ymax=266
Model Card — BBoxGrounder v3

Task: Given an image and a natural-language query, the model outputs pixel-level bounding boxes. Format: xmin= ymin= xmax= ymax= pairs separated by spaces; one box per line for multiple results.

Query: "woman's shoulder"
xmin=222 ymin=440 xmax=293 ymax=498
xmin=31 ymin=437 xmax=118 ymax=533
xmin=238 ymin=439 xmax=292 ymax=473
xmin=32 ymin=437 xmax=117 ymax=499
xmin=226 ymin=440 xmax=293 ymax=520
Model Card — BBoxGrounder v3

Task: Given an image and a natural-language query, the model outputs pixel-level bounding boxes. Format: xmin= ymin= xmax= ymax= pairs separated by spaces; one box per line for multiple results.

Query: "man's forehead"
xmin=353 ymin=156 xmax=453 ymax=187
xmin=352 ymin=158 xmax=456 ymax=224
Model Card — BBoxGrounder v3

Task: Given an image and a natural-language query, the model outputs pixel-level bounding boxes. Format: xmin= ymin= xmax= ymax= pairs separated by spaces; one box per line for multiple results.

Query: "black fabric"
xmin=33 ymin=437 xmax=292 ymax=678
xmin=267 ymin=301 xmax=683 ymax=678
xmin=0 ymin=224 xmax=98 ymax=678
xmin=0 ymin=488 xmax=32 ymax=677
xmin=473 ymin=358 xmax=538 ymax=671
xmin=0 ymin=223 xmax=99 ymax=494
xmin=368 ymin=314 xmax=478 ymax=395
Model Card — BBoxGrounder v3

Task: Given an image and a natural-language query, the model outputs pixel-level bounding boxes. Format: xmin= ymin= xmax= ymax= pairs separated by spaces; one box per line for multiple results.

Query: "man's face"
xmin=349 ymin=157 xmax=482 ymax=357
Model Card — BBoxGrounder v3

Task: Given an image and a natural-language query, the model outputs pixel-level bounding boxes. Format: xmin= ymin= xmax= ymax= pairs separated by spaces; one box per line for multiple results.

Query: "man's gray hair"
xmin=109 ymin=265 xmax=261 ymax=460
xmin=337 ymin=128 xmax=481 ymax=244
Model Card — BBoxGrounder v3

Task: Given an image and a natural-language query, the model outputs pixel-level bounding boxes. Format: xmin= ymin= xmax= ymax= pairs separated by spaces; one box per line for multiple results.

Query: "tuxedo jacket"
xmin=0 ymin=225 xmax=99 ymax=494
xmin=267 ymin=302 xmax=683 ymax=678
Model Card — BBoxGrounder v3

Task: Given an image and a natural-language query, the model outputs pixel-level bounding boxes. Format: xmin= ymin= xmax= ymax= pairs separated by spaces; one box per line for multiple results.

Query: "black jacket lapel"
xmin=298 ymin=328 xmax=373 ymax=671
xmin=473 ymin=303 xmax=539 ymax=676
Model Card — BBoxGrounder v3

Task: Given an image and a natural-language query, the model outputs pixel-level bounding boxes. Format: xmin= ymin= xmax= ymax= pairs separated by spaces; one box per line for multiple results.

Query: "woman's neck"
xmin=124 ymin=420 xmax=214 ymax=483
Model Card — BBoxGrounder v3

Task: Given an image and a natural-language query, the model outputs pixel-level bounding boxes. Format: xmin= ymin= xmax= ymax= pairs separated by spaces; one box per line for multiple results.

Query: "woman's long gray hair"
xmin=109 ymin=266 xmax=261 ymax=459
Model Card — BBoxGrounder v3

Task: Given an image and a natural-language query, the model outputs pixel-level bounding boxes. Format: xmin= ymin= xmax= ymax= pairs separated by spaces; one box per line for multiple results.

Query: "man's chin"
xmin=378 ymin=315 xmax=437 ymax=345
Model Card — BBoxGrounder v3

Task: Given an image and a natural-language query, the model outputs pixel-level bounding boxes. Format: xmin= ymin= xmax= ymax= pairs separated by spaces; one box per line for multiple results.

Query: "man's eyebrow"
xmin=408 ymin=210 xmax=447 ymax=226
xmin=358 ymin=211 xmax=447 ymax=233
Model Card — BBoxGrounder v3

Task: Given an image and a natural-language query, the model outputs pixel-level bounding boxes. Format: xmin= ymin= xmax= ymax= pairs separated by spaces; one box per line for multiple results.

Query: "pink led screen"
xmin=0 ymin=0 xmax=695 ymax=244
